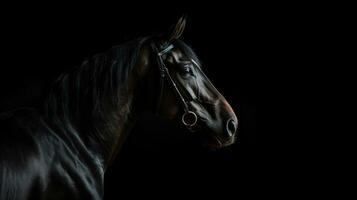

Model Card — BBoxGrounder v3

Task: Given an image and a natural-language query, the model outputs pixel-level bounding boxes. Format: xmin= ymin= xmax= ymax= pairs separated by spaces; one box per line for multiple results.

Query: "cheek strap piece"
xmin=151 ymin=42 xmax=198 ymax=128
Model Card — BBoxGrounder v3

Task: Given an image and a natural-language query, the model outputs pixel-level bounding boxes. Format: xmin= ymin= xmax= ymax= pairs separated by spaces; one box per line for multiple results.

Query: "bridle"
xmin=150 ymin=41 xmax=198 ymax=128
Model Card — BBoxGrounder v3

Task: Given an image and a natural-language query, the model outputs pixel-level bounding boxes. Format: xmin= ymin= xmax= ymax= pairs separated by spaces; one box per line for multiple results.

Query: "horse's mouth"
xmin=184 ymin=121 xmax=237 ymax=150
xmin=204 ymin=135 xmax=236 ymax=150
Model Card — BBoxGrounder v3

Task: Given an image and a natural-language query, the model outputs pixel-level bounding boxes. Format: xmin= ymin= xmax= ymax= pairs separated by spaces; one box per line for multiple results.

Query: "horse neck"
xmin=97 ymin=81 xmax=138 ymax=168
xmin=84 ymin=73 xmax=141 ymax=168
xmin=42 ymin=64 xmax=142 ymax=170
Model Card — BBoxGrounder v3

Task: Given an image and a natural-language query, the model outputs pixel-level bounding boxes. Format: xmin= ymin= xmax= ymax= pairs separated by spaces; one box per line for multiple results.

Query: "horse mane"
xmin=41 ymin=37 xmax=150 ymax=158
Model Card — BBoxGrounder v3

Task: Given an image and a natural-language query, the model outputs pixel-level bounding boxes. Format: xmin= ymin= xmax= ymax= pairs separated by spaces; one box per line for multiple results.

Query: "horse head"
xmin=136 ymin=16 xmax=238 ymax=149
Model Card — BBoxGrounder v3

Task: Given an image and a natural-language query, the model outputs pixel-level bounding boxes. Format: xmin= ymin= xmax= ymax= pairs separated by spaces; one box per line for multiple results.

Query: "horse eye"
xmin=183 ymin=66 xmax=190 ymax=73
xmin=180 ymin=65 xmax=192 ymax=77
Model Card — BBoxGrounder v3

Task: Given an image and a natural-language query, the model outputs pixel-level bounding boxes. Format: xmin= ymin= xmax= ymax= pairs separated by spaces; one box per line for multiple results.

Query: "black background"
xmin=0 ymin=3 xmax=257 ymax=198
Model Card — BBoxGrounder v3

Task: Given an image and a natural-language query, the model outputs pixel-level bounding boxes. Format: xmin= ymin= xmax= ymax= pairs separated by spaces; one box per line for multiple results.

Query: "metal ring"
xmin=182 ymin=111 xmax=198 ymax=127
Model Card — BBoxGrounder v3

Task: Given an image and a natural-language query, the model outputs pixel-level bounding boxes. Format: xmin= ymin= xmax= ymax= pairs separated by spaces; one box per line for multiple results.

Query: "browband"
xmin=158 ymin=44 xmax=174 ymax=56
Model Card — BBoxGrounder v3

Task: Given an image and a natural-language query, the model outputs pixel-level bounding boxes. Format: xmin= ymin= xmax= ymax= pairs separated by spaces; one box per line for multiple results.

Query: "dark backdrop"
xmin=0 ymin=3 xmax=257 ymax=198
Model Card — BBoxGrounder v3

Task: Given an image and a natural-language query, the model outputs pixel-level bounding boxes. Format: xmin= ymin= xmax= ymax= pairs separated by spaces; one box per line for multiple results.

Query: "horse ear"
xmin=164 ymin=15 xmax=187 ymax=44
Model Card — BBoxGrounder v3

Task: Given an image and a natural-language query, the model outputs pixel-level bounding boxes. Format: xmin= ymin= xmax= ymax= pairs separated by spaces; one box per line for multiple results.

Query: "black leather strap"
xmin=150 ymin=42 xmax=197 ymax=127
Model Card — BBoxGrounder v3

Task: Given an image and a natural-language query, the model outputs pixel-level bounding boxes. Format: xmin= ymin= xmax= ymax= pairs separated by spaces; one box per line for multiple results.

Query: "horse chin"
xmin=183 ymin=123 xmax=236 ymax=150
xmin=200 ymin=132 xmax=236 ymax=150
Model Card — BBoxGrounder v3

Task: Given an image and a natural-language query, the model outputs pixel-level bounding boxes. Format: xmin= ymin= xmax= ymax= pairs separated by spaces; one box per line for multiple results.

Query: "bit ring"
xmin=182 ymin=111 xmax=197 ymax=127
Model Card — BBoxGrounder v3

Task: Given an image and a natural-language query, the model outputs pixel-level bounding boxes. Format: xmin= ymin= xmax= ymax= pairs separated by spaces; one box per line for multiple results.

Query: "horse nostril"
xmin=225 ymin=118 xmax=237 ymax=137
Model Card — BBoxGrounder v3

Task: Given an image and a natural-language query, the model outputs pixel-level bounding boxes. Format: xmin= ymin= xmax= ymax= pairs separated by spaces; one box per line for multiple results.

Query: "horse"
xmin=0 ymin=16 xmax=238 ymax=200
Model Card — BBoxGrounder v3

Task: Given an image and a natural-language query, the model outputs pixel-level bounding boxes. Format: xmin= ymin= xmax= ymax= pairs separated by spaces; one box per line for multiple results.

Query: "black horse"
xmin=0 ymin=16 xmax=238 ymax=200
